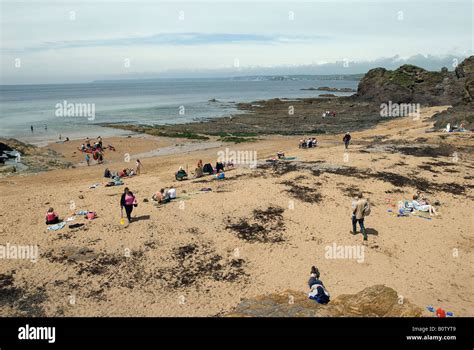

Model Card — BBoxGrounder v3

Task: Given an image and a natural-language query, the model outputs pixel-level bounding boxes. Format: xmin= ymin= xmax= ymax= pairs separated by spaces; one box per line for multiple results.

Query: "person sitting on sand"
xmin=415 ymin=191 xmax=430 ymax=205
xmin=120 ymin=187 xmax=137 ymax=225
xmin=224 ymin=160 xmax=234 ymax=169
xmin=277 ymin=151 xmax=285 ymax=159
xmin=216 ymin=161 xmax=224 ymax=173
xmin=45 ymin=208 xmax=60 ymax=225
xmin=164 ymin=188 xmax=177 ymax=201
xmin=175 ymin=166 xmax=188 ymax=181
xmin=194 ymin=166 xmax=204 ymax=178
xmin=152 ymin=189 xmax=166 ymax=203
xmin=412 ymin=194 xmax=438 ymax=216
xmin=308 ymin=266 xmax=330 ymax=304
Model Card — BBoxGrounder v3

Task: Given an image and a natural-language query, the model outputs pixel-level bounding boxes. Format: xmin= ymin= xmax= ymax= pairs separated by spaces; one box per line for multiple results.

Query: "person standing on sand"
xmin=30 ymin=125 xmax=34 ymax=133
xmin=120 ymin=187 xmax=137 ymax=226
xmin=135 ymin=159 xmax=143 ymax=175
xmin=343 ymin=132 xmax=351 ymax=149
xmin=352 ymin=192 xmax=370 ymax=241
xmin=85 ymin=153 xmax=90 ymax=166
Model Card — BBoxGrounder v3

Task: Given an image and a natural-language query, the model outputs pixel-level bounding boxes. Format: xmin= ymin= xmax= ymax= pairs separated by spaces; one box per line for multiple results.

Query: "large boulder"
xmin=355 ymin=61 xmax=468 ymax=106
xmin=226 ymin=285 xmax=423 ymax=317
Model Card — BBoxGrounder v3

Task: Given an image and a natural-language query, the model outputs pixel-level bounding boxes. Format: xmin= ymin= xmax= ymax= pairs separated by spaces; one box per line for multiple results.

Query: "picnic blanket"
xmin=47 ymin=222 xmax=66 ymax=231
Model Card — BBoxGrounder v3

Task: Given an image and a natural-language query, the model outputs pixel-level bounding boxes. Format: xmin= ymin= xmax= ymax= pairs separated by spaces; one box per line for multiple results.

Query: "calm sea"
xmin=0 ymin=78 xmax=358 ymax=144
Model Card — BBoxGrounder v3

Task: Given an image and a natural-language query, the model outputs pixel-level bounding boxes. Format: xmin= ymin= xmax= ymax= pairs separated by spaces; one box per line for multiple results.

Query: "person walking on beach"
xmin=120 ymin=187 xmax=137 ymax=226
xmin=85 ymin=153 xmax=90 ymax=166
xmin=30 ymin=125 xmax=34 ymax=133
xmin=343 ymin=132 xmax=351 ymax=149
xmin=352 ymin=192 xmax=370 ymax=241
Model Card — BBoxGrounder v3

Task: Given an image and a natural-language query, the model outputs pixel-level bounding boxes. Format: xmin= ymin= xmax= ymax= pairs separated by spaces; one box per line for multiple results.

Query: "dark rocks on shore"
xmin=301 ymin=86 xmax=356 ymax=92
xmin=0 ymin=138 xmax=71 ymax=176
xmin=106 ymin=56 xmax=473 ymax=137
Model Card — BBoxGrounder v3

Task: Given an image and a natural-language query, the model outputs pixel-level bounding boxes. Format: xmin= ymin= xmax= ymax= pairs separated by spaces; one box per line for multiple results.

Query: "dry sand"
xmin=0 ymin=106 xmax=473 ymax=317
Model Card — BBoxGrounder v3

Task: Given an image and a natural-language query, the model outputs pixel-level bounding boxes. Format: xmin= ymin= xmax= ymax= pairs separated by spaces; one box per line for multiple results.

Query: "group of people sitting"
xmin=443 ymin=123 xmax=466 ymax=133
xmin=322 ymin=110 xmax=336 ymax=118
xmin=298 ymin=138 xmax=318 ymax=149
xmin=80 ymin=136 xmax=104 ymax=153
xmin=175 ymin=159 xmax=233 ymax=181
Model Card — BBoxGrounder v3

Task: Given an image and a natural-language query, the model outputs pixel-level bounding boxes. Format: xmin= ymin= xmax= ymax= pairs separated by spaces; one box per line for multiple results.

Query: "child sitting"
xmin=45 ymin=208 xmax=60 ymax=225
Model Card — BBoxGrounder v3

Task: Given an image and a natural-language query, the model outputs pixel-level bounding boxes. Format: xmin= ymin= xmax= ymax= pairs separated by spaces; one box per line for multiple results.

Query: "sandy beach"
xmin=0 ymin=105 xmax=472 ymax=317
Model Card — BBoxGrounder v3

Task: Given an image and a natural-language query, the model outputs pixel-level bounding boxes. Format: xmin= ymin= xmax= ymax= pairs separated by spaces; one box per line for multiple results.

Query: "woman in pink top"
xmin=120 ymin=187 xmax=137 ymax=225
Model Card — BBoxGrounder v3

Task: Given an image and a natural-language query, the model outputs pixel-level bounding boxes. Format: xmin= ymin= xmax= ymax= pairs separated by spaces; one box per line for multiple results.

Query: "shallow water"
xmin=0 ymin=79 xmax=357 ymax=144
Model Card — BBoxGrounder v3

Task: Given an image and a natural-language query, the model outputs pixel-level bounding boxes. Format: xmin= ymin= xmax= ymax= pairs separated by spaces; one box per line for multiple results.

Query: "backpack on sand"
xmin=363 ymin=202 xmax=371 ymax=216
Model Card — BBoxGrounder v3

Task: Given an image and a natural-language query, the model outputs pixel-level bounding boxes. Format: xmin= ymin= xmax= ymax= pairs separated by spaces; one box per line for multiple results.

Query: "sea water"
xmin=0 ymin=78 xmax=358 ymax=144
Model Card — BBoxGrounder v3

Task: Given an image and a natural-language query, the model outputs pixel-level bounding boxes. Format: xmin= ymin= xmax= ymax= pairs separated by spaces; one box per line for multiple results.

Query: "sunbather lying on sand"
xmin=308 ymin=266 xmax=330 ymax=304
xmin=412 ymin=194 xmax=438 ymax=216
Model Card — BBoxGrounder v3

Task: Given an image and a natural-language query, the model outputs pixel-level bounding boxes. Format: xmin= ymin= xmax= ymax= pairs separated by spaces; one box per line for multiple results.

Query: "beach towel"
xmin=47 ymin=222 xmax=66 ymax=231
xmin=282 ymin=156 xmax=297 ymax=160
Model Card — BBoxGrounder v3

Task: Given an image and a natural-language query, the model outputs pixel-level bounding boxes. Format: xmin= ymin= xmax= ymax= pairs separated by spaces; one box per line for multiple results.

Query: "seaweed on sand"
xmin=396 ymin=144 xmax=456 ymax=158
xmin=280 ymin=180 xmax=323 ymax=203
xmin=156 ymin=243 xmax=247 ymax=289
xmin=226 ymin=206 xmax=286 ymax=243
xmin=0 ymin=272 xmax=47 ymax=317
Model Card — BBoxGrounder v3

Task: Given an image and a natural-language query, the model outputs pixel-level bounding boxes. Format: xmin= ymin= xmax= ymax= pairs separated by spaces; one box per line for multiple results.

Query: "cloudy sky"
xmin=0 ymin=0 xmax=472 ymax=84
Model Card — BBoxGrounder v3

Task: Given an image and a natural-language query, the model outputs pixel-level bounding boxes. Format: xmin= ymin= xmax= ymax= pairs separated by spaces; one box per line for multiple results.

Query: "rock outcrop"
xmin=226 ymin=285 xmax=423 ymax=317
xmin=0 ymin=138 xmax=72 ymax=176
xmin=431 ymin=56 xmax=474 ymax=129
xmin=355 ymin=64 xmax=464 ymax=105
xmin=355 ymin=56 xmax=474 ymax=130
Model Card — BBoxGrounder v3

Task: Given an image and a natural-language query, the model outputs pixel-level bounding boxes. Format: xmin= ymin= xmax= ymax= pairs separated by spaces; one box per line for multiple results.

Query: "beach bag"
xmin=86 ymin=212 xmax=96 ymax=220
xmin=363 ymin=202 xmax=371 ymax=216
